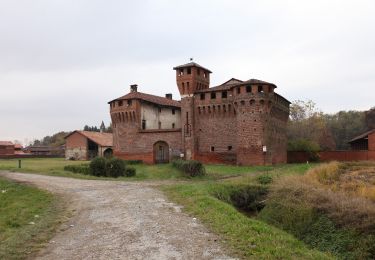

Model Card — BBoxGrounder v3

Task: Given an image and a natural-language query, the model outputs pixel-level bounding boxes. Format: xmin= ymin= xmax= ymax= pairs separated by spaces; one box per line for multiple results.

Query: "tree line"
xmin=288 ymin=100 xmax=374 ymax=152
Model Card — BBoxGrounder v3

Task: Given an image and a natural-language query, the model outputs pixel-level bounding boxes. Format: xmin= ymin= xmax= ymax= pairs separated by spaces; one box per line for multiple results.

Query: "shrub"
xmin=213 ymin=184 xmax=268 ymax=213
xmin=172 ymin=159 xmax=205 ymax=177
xmin=125 ymin=167 xmax=136 ymax=177
xmin=124 ymin=160 xmax=143 ymax=165
xmin=89 ymin=157 xmax=106 ymax=177
xmin=288 ymin=139 xmax=320 ymax=161
xmin=105 ymin=158 xmax=125 ymax=178
xmin=257 ymin=174 xmax=273 ymax=185
xmin=64 ymin=164 xmax=90 ymax=175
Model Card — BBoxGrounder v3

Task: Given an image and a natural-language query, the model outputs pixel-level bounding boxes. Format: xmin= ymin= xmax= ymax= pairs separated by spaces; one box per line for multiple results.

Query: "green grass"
xmin=162 ymin=182 xmax=333 ymax=259
xmin=0 ymin=177 xmax=65 ymax=259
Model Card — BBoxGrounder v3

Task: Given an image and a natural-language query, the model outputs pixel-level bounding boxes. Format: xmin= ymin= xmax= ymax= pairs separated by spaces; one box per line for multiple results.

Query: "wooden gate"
xmin=154 ymin=141 xmax=169 ymax=163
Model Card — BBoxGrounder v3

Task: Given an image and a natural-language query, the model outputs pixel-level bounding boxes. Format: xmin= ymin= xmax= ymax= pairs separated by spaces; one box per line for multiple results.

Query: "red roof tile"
xmin=66 ymin=131 xmax=113 ymax=147
xmin=109 ymin=92 xmax=181 ymax=108
xmin=173 ymin=62 xmax=212 ymax=73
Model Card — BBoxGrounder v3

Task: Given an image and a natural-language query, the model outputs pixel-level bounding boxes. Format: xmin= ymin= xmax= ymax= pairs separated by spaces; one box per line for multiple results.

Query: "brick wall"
xmin=0 ymin=145 xmax=15 ymax=155
xmin=369 ymin=132 xmax=375 ymax=151
xmin=65 ymin=132 xmax=88 ymax=160
xmin=287 ymin=151 xmax=375 ymax=163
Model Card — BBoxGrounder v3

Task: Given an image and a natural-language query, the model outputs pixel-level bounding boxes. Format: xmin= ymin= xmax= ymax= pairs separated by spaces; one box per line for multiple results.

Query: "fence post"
xmin=18 ymin=160 xmax=21 ymax=168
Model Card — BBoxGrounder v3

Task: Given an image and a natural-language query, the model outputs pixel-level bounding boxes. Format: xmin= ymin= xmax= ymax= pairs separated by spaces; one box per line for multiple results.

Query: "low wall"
xmin=194 ymin=152 xmax=237 ymax=165
xmin=0 ymin=154 xmax=64 ymax=159
xmin=287 ymin=150 xmax=375 ymax=163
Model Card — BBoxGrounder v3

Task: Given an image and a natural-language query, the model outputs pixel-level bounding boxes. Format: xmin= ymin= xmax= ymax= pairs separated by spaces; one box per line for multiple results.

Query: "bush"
xmin=172 ymin=159 xmax=205 ymax=177
xmin=213 ymin=184 xmax=268 ymax=213
xmin=257 ymin=175 xmax=273 ymax=185
xmin=125 ymin=167 xmax=136 ymax=177
xmin=64 ymin=164 xmax=90 ymax=175
xmin=89 ymin=157 xmax=106 ymax=177
xmin=288 ymin=139 xmax=320 ymax=161
xmin=105 ymin=158 xmax=125 ymax=178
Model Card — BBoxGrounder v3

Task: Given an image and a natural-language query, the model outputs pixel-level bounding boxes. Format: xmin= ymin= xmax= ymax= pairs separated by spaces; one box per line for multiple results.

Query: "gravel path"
xmin=0 ymin=171 xmax=233 ymax=260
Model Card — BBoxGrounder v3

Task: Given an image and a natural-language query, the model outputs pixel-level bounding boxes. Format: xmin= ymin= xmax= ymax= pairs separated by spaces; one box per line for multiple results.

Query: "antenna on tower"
xmin=190 ymin=57 xmax=193 ymax=61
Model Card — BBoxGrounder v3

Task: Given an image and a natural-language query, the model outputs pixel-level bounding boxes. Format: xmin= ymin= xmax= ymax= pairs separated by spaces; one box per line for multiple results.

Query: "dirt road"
xmin=0 ymin=171 xmax=233 ymax=260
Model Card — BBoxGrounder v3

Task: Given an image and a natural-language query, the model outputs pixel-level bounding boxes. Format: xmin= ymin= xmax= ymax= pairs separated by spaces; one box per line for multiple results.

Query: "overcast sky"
xmin=1 ymin=0 xmax=374 ymax=144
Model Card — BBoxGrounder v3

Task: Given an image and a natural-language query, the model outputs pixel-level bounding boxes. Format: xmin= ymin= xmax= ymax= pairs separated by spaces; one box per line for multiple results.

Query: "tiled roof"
xmin=14 ymin=144 xmax=23 ymax=149
xmin=348 ymin=129 xmax=375 ymax=143
xmin=195 ymin=78 xmax=277 ymax=93
xmin=66 ymin=131 xmax=113 ymax=147
xmin=0 ymin=141 xmax=14 ymax=146
xmin=109 ymin=92 xmax=181 ymax=108
xmin=173 ymin=62 xmax=212 ymax=73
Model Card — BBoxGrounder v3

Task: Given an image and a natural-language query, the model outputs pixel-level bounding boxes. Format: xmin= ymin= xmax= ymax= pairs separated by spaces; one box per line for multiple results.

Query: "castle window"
xmin=172 ymin=109 xmax=175 ymax=115
xmin=182 ymin=82 xmax=185 ymax=93
xmin=223 ymin=105 xmax=226 ymax=112
xmin=128 ymin=100 xmax=132 ymax=106
xmin=142 ymin=120 xmax=146 ymax=130
xmin=246 ymin=85 xmax=251 ymax=93
xmin=172 ymin=123 xmax=175 ymax=129
xmin=198 ymin=107 xmax=201 ymax=114
xmin=237 ymin=87 xmax=241 ymax=94
xmin=119 ymin=100 xmax=123 ymax=106
xmin=210 ymin=146 xmax=215 ymax=152
xmin=187 ymin=82 xmax=190 ymax=92
xmin=250 ymin=99 xmax=255 ymax=105
xmin=179 ymin=69 xmax=184 ymax=76
xmin=240 ymin=100 xmax=245 ymax=105
xmin=158 ymin=121 xmax=161 ymax=129
xmin=159 ymin=107 xmax=162 ymax=113
xmin=200 ymin=93 xmax=205 ymax=100
xmin=222 ymin=91 xmax=227 ymax=98
xmin=187 ymin=67 xmax=191 ymax=74
xmin=203 ymin=72 xmax=207 ymax=78
xmin=197 ymin=69 xmax=200 ymax=75
xmin=211 ymin=92 xmax=216 ymax=99
xmin=258 ymin=85 xmax=264 ymax=93
xmin=228 ymin=146 xmax=232 ymax=151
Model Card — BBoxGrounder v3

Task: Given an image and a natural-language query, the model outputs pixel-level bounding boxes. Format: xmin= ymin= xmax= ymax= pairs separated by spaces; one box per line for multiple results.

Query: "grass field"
xmin=0 ymin=177 xmax=65 ymax=259
xmin=0 ymin=158 xmax=340 ymax=259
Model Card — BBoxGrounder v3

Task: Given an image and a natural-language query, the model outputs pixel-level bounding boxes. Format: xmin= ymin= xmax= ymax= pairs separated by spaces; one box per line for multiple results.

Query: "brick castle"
xmin=109 ymin=62 xmax=290 ymax=165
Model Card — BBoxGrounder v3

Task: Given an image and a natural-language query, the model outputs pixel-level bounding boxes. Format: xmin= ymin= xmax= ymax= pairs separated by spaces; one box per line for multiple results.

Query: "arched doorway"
xmin=154 ymin=141 xmax=169 ymax=163
xmin=103 ymin=148 xmax=113 ymax=158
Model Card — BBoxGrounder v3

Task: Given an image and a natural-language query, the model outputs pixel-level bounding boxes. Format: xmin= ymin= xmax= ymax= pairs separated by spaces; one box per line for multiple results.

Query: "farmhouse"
xmin=0 ymin=141 xmax=15 ymax=155
xmin=65 ymin=131 xmax=113 ymax=160
xmin=109 ymin=62 xmax=290 ymax=165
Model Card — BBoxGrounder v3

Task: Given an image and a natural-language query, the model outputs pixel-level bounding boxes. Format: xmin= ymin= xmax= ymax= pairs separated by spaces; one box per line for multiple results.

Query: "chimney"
xmin=130 ymin=84 xmax=138 ymax=93
xmin=165 ymin=93 xmax=172 ymax=99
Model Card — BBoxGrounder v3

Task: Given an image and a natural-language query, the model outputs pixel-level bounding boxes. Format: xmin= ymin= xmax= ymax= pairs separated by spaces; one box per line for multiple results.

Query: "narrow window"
xmin=228 ymin=146 xmax=232 ymax=151
xmin=203 ymin=72 xmax=206 ymax=78
xmin=187 ymin=82 xmax=190 ymax=92
xmin=119 ymin=100 xmax=123 ymax=106
xmin=172 ymin=123 xmax=175 ymax=129
xmin=158 ymin=121 xmax=161 ymax=129
xmin=142 ymin=120 xmax=146 ymax=130
xmin=187 ymin=67 xmax=191 ymax=74
xmin=246 ymin=85 xmax=251 ymax=93
xmin=258 ymin=85 xmax=264 ymax=93
xmin=211 ymin=92 xmax=216 ymax=99
xmin=182 ymin=82 xmax=185 ymax=93
xmin=210 ymin=146 xmax=215 ymax=152
xmin=172 ymin=109 xmax=175 ymax=115
xmin=197 ymin=69 xmax=200 ymax=75
xmin=222 ymin=91 xmax=227 ymax=98
xmin=198 ymin=107 xmax=201 ymax=114
xmin=128 ymin=100 xmax=132 ymax=106
xmin=179 ymin=69 xmax=184 ymax=76
xmin=200 ymin=93 xmax=205 ymax=100
xmin=237 ymin=87 xmax=241 ymax=94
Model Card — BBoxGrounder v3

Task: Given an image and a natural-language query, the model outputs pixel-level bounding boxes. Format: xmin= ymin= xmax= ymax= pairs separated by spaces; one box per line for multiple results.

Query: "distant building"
xmin=349 ymin=129 xmax=375 ymax=151
xmin=0 ymin=141 xmax=15 ymax=155
xmin=108 ymin=62 xmax=290 ymax=165
xmin=24 ymin=145 xmax=65 ymax=157
xmin=65 ymin=131 xmax=113 ymax=160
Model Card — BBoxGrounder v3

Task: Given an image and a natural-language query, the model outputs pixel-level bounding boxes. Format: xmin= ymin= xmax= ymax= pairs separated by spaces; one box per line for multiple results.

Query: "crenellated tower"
xmin=173 ymin=62 xmax=212 ymax=159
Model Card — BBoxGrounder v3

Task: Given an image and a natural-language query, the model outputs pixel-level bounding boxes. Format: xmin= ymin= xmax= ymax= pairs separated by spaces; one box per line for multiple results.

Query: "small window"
xmin=179 ymin=69 xmax=184 ymax=76
xmin=187 ymin=67 xmax=191 ymax=74
xmin=237 ymin=87 xmax=241 ymax=94
xmin=222 ymin=91 xmax=227 ymax=98
xmin=187 ymin=82 xmax=190 ymax=91
xmin=258 ymin=85 xmax=264 ymax=93
xmin=211 ymin=92 xmax=216 ymax=99
xmin=228 ymin=146 xmax=232 ymax=151
xmin=159 ymin=107 xmax=162 ymax=113
xmin=172 ymin=109 xmax=175 ymax=115
xmin=127 ymin=100 xmax=132 ymax=106
xmin=246 ymin=85 xmax=251 ymax=93
xmin=210 ymin=146 xmax=215 ymax=152
xmin=200 ymin=93 xmax=205 ymax=100
xmin=172 ymin=123 xmax=175 ymax=129
xmin=203 ymin=72 xmax=206 ymax=78
xmin=142 ymin=120 xmax=146 ymax=130
xmin=119 ymin=100 xmax=123 ymax=106
xmin=158 ymin=121 xmax=161 ymax=129
xmin=182 ymin=82 xmax=185 ymax=93
xmin=197 ymin=69 xmax=200 ymax=75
